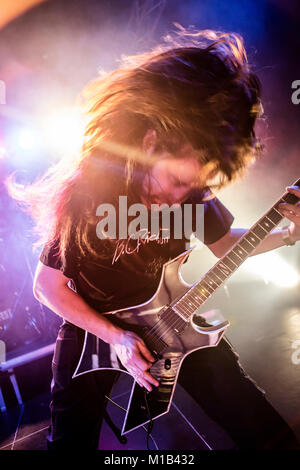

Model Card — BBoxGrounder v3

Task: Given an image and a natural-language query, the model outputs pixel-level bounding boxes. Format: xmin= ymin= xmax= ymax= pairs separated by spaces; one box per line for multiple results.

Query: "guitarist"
xmin=13 ymin=29 xmax=300 ymax=449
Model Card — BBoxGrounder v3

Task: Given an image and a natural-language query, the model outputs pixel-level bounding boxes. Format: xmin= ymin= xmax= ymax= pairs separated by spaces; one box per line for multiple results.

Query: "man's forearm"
xmin=37 ymin=285 xmax=122 ymax=344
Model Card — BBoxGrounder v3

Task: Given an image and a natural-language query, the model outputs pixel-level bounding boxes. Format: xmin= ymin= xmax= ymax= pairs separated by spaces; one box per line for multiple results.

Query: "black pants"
xmin=47 ymin=322 xmax=300 ymax=450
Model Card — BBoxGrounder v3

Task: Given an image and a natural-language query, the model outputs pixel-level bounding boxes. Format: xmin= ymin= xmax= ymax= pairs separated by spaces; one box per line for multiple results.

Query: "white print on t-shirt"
xmin=112 ymin=228 xmax=170 ymax=265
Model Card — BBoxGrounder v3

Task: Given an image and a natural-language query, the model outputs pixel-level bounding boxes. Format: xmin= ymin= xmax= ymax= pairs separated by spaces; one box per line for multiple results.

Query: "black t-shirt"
xmin=40 ymin=188 xmax=234 ymax=314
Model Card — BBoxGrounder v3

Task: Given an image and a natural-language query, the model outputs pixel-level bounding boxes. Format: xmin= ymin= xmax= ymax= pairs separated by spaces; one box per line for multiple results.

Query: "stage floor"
xmin=0 ymin=282 xmax=299 ymax=450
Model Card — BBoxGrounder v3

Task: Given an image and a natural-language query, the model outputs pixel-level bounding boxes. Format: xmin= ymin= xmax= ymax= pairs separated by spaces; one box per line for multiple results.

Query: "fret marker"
xmin=218 ymin=263 xmax=231 ymax=275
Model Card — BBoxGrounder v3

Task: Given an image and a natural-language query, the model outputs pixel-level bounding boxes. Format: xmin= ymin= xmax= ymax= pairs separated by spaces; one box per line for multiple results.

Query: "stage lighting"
xmin=0 ymin=146 xmax=6 ymax=159
xmin=243 ymin=252 xmax=300 ymax=288
xmin=17 ymin=128 xmax=39 ymax=151
xmin=41 ymin=107 xmax=83 ymax=157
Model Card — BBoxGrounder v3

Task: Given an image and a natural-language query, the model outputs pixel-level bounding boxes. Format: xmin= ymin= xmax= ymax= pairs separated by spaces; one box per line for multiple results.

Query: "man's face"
xmin=141 ymin=142 xmax=204 ymax=207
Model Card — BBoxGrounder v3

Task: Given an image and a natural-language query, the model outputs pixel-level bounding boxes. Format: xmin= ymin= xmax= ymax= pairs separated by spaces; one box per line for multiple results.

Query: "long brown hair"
xmin=8 ymin=26 xmax=263 ymax=265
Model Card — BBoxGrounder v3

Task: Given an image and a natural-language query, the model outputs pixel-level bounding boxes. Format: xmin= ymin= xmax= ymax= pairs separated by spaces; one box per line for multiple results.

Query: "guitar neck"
xmin=172 ymin=178 xmax=300 ymax=321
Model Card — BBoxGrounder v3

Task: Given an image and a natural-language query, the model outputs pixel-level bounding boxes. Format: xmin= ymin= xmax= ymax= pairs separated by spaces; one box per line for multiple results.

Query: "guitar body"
xmin=73 ymin=248 xmax=230 ymax=435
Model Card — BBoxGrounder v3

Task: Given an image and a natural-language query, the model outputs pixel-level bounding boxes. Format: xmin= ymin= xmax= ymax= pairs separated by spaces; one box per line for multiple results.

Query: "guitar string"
xmin=145 ymin=313 xmax=194 ymax=350
xmin=143 ymin=265 xmax=237 ymax=349
xmin=143 ymin=308 xmax=189 ymax=342
xmin=143 ymin=202 xmax=290 ymax=347
xmin=145 ymin=290 xmax=207 ymax=340
xmin=141 ymin=244 xmax=251 ymax=346
xmin=143 ymin=302 xmax=202 ymax=347
xmin=142 ymin=255 xmax=247 ymax=348
xmin=143 ymin=311 xmax=191 ymax=353
xmin=139 ymin=197 xmax=297 ymax=351
xmin=142 ymin=288 xmax=212 ymax=351
xmin=139 ymin=280 xmax=210 ymax=350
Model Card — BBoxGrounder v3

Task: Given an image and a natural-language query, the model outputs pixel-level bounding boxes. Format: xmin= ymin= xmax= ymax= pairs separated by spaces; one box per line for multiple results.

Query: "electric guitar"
xmin=73 ymin=178 xmax=300 ymax=436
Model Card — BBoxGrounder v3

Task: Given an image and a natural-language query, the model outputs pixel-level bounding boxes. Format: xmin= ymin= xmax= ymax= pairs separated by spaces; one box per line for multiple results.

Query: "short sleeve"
xmin=188 ymin=188 xmax=234 ymax=245
xmin=39 ymin=237 xmax=79 ymax=279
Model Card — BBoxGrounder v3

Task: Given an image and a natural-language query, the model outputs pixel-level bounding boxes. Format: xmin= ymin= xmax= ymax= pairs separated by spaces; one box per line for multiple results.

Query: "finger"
xmin=132 ymin=375 xmax=153 ymax=392
xmin=279 ymin=202 xmax=300 ymax=212
xmin=137 ymin=340 xmax=156 ymax=364
xmin=278 ymin=203 xmax=300 ymax=217
xmin=139 ymin=378 xmax=153 ymax=392
xmin=278 ymin=208 xmax=300 ymax=224
xmin=129 ymin=367 xmax=158 ymax=391
xmin=287 ymin=186 xmax=300 ymax=197
xmin=143 ymin=370 xmax=160 ymax=387
xmin=132 ymin=352 xmax=152 ymax=371
xmin=280 ymin=212 xmax=300 ymax=224
xmin=280 ymin=209 xmax=300 ymax=219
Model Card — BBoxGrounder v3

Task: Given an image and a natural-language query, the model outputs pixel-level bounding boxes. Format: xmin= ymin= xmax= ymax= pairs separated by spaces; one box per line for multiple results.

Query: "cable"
xmin=143 ymin=389 xmax=154 ymax=451
xmin=105 ymin=395 xmax=159 ymax=450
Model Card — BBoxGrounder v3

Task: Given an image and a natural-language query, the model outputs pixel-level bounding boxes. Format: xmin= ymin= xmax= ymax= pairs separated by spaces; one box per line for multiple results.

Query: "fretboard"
xmin=172 ymin=178 xmax=300 ymax=321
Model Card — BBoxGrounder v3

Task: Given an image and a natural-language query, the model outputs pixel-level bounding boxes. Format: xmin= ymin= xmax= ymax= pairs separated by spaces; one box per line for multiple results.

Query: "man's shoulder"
xmin=183 ymin=186 xmax=214 ymax=205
